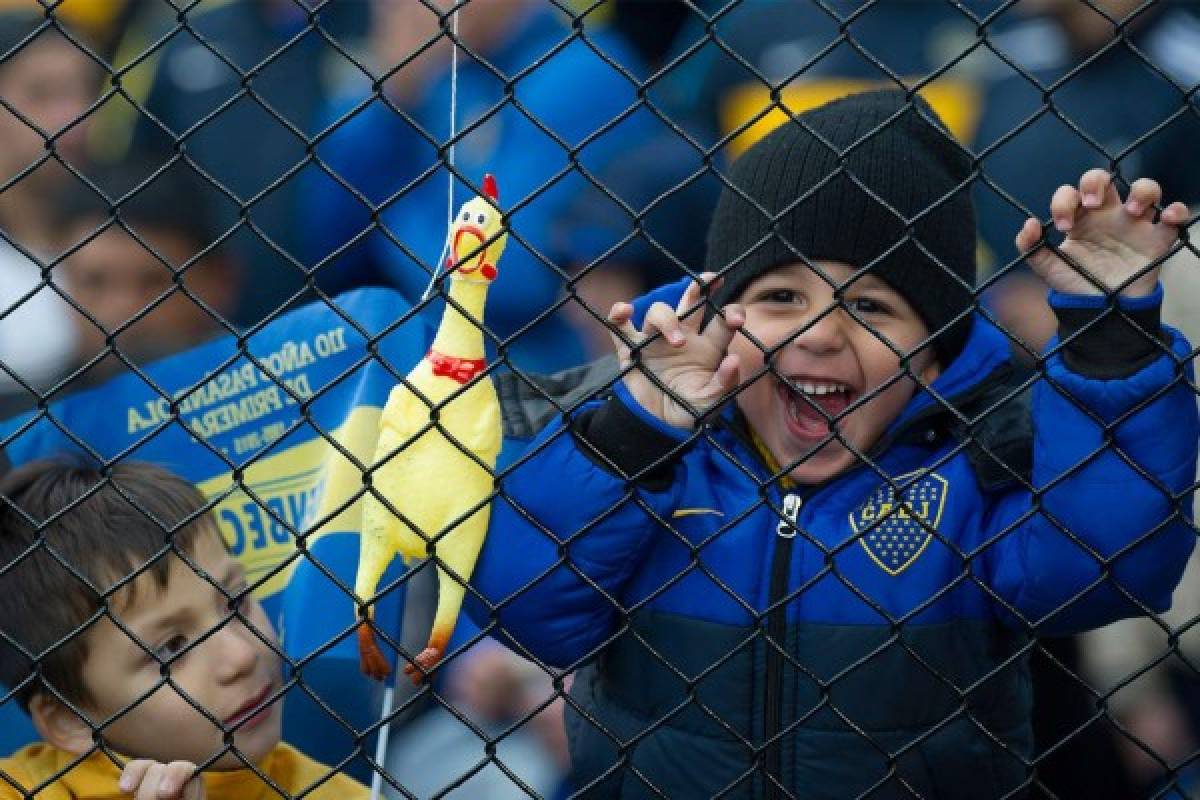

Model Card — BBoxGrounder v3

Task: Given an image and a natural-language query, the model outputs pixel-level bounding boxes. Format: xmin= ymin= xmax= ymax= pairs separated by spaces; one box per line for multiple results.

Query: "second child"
xmin=0 ymin=461 xmax=368 ymax=800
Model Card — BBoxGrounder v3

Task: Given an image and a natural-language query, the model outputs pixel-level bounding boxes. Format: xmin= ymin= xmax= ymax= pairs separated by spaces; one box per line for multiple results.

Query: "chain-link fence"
xmin=0 ymin=0 xmax=1198 ymax=798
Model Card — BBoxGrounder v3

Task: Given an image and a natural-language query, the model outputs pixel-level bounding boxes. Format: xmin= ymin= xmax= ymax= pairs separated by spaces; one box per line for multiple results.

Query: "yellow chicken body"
xmin=356 ymin=175 xmax=507 ymax=682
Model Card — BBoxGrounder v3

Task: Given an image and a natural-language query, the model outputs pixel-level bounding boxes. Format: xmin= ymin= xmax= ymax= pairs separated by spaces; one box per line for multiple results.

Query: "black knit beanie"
xmin=706 ymin=89 xmax=977 ymax=366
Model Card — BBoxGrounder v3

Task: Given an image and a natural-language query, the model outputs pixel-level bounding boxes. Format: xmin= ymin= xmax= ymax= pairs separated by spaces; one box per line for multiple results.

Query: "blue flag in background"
xmin=0 ymin=288 xmax=430 ymax=780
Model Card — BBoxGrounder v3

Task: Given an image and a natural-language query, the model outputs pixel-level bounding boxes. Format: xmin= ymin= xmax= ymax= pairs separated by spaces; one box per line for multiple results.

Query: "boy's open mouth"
xmin=777 ymin=377 xmax=855 ymax=440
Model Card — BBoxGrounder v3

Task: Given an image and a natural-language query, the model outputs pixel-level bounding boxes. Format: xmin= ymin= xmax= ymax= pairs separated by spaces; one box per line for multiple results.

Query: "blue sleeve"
xmin=467 ymin=391 xmax=688 ymax=669
xmin=982 ymin=293 xmax=1198 ymax=634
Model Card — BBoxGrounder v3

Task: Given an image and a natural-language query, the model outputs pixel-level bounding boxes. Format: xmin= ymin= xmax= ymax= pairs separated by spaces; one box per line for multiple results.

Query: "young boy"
xmin=468 ymin=90 xmax=1199 ymax=798
xmin=0 ymin=461 xmax=367 ymax=800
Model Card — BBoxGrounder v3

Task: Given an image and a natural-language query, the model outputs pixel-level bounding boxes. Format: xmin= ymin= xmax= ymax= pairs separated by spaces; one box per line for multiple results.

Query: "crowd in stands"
xmin=0 ymin=1 xmax=1198 ymax=798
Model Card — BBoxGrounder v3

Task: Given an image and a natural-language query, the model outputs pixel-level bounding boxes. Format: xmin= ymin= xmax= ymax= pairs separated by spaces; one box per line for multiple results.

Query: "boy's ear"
xmin=28 ymin=693 xmax=94 ymax=756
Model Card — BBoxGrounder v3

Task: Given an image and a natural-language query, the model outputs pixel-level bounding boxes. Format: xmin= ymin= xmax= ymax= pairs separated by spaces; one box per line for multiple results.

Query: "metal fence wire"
xmin=0 ymin=0 xmax=1198 ymax=798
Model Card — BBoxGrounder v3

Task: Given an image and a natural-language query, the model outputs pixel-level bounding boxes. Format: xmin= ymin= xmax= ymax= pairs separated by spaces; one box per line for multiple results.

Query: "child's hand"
xmin=119 ymin=759 xmax=205 ymax=800
xmin=608 ymin=273 xmax=745 ymax=429
xmin=1016 ymin=168 xmax=1190 ymax=298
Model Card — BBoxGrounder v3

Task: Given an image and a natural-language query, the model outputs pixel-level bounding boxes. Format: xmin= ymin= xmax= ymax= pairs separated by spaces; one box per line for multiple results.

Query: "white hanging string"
xmin=420 ymin=5 xmax=461 ymax=305
xmin=371 ymin=8 xmax=461 ymax=800
xmin=369 ymin=684 xmax=395 ymax=800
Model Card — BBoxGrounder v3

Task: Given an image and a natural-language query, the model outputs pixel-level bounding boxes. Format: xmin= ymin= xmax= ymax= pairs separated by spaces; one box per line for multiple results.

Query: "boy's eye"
xmin=758 ymin=288 xmax=798 ymax=304
xmin=845 ymin=296 xmax=889 ymax=315
xmin=152 ymin=634 xmax=189 ymax=663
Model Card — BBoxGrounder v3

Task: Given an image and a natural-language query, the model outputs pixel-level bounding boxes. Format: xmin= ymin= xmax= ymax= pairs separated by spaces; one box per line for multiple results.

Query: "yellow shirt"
xmin=0 ymin=742 xmax=368 ymax=799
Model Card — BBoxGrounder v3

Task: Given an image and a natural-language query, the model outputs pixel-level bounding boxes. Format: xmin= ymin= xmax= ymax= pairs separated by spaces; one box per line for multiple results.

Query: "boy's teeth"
xmin=796 ymin=381 xmax=846 ymax=396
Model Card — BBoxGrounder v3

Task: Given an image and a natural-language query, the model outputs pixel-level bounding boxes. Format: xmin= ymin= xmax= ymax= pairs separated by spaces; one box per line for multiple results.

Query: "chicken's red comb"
xmin=482 ymin=173 xmax=499 ymax=203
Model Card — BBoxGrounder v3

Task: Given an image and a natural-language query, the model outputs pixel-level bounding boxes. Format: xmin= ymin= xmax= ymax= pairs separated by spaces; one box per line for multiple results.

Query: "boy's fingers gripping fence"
xmin=0 ymin=2 xmax=1197 ymax=798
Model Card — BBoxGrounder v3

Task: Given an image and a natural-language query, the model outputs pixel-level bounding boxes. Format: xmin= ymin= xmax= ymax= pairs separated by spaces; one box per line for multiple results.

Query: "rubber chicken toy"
xmin=356 ymin=175 xmax=507 ymax=683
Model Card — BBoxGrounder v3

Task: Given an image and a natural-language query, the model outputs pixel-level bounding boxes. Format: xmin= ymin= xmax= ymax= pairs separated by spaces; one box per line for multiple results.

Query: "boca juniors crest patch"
xmin=849 ymin=471 xmax=949 ymax=575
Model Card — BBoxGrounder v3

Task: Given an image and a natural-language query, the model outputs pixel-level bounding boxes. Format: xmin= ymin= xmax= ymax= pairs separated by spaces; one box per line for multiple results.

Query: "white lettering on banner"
xmin=313 ymin=326 xmax=348 ymax=358
xmin=123 ymin=326 xmax=350 ymax=436
xmin=281 ymin=373 xmax=313 ymax=405
xmin=256 ymin=340 xmax=316 ymax=380
xmin=187 ymin=386 xmax=285 ymax=438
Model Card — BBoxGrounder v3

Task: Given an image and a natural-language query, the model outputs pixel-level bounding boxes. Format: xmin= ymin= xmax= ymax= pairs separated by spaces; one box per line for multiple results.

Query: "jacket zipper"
xmin=764 ymin=489 xmax=801 ymax=799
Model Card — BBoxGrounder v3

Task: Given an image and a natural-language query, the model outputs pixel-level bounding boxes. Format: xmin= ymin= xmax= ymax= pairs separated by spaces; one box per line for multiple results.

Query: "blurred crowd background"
xmin=0 ymin=0 xmax=1198 ymax=797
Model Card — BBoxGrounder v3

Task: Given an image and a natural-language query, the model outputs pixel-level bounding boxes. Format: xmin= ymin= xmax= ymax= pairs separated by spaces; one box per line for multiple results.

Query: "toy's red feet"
xmin=403 ymin=646 xmax=443 ymax=686
xmin=358 ymin=623 xmax=391 ymax=681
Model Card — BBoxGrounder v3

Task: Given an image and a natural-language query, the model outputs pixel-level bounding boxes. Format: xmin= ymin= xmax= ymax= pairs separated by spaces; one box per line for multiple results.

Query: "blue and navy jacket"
xmin=472 ymin=283 xmax=1198 ymax=799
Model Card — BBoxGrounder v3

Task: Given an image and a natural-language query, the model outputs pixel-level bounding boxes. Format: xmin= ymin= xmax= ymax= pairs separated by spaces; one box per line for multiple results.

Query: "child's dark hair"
xmin=0 ymin=460 xmax=214 ymax=711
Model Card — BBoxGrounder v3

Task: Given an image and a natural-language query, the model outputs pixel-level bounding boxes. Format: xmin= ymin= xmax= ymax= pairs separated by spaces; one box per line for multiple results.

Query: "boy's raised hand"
xmin=608 ymin=273 xmax=745 ymax=429
xmin=119 ymin=759 xmax=205 ymax=800
xmin=1016 ymin=168 xmax=1190 ymax=298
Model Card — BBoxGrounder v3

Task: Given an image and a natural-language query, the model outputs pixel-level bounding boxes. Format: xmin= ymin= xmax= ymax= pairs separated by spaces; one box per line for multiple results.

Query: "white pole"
xmin=370 ymin=685 xmax=396 ymax=800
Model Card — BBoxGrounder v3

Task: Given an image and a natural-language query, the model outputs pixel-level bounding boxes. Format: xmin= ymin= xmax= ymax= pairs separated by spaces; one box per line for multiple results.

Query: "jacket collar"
xmin=887 ymin=314 xmax=1014 ymax=435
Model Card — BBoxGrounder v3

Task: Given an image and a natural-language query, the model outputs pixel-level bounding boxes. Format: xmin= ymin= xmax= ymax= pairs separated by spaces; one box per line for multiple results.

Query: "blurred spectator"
xmin=305 ymin=0 xmax=654 ymax=373
xmin=554 ymin=129 xmax=718 ymax=357
xmin=0 ymin=10 xmax=97 ymax=415
xmin=652 ymin=0 xmax=1006 ymax=156
xmin=974 ymin=0 xmax=1200 ymax=354
xmin=51 ymin=160 xmax=240 ymax=391
xmin=0 ymin=0 xmax=130 ymax=56
xmin=105 ymin=0 xmax=367 ymax=327
xmin=384 ymin=639 xmax=568 ymax=799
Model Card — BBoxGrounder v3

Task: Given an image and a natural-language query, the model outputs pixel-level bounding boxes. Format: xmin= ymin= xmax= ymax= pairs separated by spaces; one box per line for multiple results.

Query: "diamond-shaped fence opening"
xmin=0 ymin=1 xmax=1197 ymax=798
